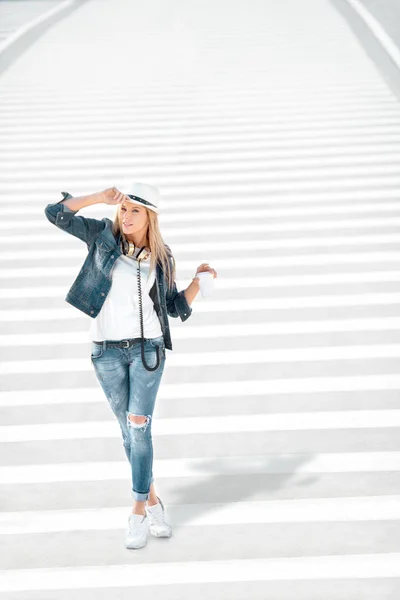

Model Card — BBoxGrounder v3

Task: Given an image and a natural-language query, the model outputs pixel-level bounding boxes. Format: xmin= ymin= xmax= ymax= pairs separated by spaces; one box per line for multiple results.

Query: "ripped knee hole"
xmin=127 ymin=413 xmax=151 ymax=429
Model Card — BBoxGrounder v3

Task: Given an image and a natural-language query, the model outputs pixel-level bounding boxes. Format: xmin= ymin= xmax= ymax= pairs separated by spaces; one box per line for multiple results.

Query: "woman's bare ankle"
xmin=147 ymin=497 xmax=159 ymax=507
xmin=131 ymin=500 xmax=146 ymax=516
xmin=147 ymin=482 xmax=159 ymax=506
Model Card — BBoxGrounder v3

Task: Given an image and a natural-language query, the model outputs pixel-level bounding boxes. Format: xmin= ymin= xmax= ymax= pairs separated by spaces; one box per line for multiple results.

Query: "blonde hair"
xmin=111 ymin=205 xmax=176 ymax=291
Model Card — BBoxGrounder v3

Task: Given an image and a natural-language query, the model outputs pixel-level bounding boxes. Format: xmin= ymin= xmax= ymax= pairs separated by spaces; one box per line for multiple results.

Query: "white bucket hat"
xmin=117 ymin=180 xmax=161 ymax=215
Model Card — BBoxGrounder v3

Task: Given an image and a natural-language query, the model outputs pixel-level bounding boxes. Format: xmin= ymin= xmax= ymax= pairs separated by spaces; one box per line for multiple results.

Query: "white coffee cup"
xmin=196 ymin=271 xmax=215 ymax=297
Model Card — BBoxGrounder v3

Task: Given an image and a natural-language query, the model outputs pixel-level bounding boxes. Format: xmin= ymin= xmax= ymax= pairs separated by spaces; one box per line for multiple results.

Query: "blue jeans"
xmin=90 ymin=336 xmax=166 ymax=501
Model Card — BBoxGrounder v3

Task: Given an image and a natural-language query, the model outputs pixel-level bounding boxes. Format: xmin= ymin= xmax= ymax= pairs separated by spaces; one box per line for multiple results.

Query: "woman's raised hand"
xmin=99 ymin=187 xmax=130 ymax=205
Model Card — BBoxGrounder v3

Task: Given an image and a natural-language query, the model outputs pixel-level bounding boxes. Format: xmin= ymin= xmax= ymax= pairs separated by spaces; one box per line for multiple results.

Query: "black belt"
xmin=93 ymin=337 xmax=147 ymax=349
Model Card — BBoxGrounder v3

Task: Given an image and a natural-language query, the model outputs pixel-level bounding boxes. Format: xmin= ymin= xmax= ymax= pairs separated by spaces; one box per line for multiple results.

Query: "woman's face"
xmin=120 ymin=201 xmax=149 ymax=239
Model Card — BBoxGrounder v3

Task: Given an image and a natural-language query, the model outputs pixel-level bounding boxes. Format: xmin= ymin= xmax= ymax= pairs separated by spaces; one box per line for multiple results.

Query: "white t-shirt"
xmin=88 ymin=246 xmax=163 ymax=341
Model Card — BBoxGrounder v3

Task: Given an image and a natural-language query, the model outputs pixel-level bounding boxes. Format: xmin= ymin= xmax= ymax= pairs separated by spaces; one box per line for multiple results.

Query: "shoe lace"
xmin=148 ymin=504 xmax=168 ymax=526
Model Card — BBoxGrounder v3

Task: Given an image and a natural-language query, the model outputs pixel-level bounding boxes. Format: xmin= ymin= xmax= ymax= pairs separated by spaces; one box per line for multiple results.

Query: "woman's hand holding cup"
xmin=194 ymin=263 xmax=218 ymax=297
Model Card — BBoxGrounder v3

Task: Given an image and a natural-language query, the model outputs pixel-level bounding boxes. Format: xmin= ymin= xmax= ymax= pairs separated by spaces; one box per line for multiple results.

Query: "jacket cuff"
xmin=175 ymin=289 xmax=192 ymax=321
xmin=57 ymin=191 xmax=78 ymax=213
xmin=45 ymin=192 xmax=78 ymax=222
xmin=55 ymin=209 xmax=76 ymax=226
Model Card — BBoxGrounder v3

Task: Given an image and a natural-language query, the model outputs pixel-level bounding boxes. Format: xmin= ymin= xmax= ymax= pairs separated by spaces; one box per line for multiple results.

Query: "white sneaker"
xmin=145 ymin=496 xmax=172 ymax=537
xmin=125 ymin=512 xmax=149 ymax=549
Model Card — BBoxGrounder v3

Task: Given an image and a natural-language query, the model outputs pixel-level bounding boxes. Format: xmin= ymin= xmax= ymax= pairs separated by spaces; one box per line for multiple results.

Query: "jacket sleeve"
xmin=165 ymin=255 xmax=193 ymax=321
xmin=44 ymin=192 xmax=108 ymax=248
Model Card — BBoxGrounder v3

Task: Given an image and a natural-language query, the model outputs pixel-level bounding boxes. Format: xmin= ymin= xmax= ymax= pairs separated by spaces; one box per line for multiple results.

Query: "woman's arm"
xmin=184 ymin=279 xmax=200 ymax=306
xmin=58 ymin=191 xmax=103 ymax=211
xmin=44 ymin=191 xmax=108 ymax=248
xmin=166 ymin=259 xmax=216 ymax=319
xmin=165 ymin=254 xmax=195 ymax=321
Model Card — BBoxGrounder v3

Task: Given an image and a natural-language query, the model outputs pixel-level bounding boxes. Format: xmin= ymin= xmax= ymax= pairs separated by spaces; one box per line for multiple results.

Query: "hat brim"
xmin=120 ymin=198 xmax=159 ymax=214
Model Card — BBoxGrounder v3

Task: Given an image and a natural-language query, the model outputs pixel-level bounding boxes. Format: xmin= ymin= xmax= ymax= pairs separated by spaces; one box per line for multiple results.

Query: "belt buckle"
xmin=122 ymin=340 xmax=130 ymax=348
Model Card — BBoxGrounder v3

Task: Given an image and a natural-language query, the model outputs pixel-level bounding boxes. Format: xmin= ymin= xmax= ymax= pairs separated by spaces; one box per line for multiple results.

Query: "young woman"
xmin=44 ymin=181 xmax=218 ymax=549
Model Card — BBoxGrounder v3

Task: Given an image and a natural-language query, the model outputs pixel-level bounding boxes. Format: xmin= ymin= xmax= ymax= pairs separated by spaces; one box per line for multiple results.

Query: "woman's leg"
xmin=90 ymin=341 xmax=136 ymax=465
xmin=90 ymin=338 xmax=165 ymax=515
xmin=126 ymin=336 xmax=166 ymax=514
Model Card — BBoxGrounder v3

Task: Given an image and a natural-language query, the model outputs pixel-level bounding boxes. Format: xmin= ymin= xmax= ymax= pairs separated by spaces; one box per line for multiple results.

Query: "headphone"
xmin=119 ymin=237 xmax=150 ymax=261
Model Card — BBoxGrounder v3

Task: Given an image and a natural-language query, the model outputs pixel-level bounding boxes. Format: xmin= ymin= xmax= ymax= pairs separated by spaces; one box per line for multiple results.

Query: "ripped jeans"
xmin=90 ymin=335 xmax=166 ymax=501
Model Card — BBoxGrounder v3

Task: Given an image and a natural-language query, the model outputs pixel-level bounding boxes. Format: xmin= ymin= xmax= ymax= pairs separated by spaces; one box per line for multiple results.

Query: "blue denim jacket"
xmin=44 ymin=192 xmax=193 ymax=351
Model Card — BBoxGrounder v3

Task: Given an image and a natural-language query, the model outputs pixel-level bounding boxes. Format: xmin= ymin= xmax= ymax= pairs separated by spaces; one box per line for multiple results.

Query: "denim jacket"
xmin=44 ymin=192 xmax=193 ymax=351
